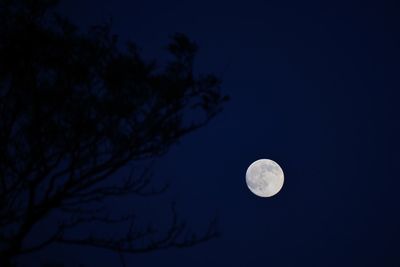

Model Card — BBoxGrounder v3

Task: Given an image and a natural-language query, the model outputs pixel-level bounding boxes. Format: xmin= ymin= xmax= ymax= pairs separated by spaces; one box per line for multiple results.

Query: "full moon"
xmin=246 ymin=159 xmax=284 ymax=197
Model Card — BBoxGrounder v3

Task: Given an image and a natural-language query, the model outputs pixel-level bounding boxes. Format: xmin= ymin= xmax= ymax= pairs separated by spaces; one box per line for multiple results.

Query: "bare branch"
xmin=0 ymin=1 xmax=227 ymax=265
xmin=57 ymin=205 xmax=219 ymax=254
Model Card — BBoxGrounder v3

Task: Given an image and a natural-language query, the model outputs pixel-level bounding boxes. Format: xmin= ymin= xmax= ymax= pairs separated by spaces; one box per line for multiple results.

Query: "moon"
xmin=246 ymin=159 xmax=284 ymax=197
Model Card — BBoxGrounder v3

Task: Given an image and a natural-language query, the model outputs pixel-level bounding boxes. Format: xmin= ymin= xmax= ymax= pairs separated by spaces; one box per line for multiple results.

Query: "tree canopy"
xmin=0 ymin=0 xmax=228 ymax=265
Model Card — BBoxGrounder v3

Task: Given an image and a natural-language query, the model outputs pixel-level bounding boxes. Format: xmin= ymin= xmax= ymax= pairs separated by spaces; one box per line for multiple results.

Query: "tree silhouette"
xmin=0 ymin=1 xmax=228 ymax=265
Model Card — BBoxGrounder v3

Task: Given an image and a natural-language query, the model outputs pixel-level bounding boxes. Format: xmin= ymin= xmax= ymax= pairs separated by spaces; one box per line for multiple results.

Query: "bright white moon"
xmin=246 ymin=159 xmax=284 ymax=197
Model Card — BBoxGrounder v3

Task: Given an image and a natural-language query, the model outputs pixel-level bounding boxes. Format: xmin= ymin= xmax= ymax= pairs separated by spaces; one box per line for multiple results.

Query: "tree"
xmin=0 ymin=0 xmax=228 ymax=265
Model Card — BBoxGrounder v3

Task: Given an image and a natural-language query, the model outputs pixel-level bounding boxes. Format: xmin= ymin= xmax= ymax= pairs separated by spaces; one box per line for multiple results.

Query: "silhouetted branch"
xmin=56 ymin=205 xmax=219 ymax=254
xmin=0 ymin=0 xmax=227 ymax=265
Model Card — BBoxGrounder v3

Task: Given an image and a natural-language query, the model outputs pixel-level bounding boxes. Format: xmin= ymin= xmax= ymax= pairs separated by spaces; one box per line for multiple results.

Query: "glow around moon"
xmin=246 ymin=159 xmax=284 ymax=197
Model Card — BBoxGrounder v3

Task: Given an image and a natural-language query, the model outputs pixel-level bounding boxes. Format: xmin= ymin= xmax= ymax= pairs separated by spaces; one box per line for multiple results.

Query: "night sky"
xmin=22 ymin=0 xmax=400 ymax=266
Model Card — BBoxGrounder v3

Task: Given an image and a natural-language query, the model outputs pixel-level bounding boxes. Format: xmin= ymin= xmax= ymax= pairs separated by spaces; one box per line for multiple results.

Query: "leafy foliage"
xmin=0 ymin=0 xmax=228 ymax=265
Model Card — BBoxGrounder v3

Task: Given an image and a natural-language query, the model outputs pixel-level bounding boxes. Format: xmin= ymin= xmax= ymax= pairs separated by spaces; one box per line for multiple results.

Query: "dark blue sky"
xmin=24 ymin=0 xmax=400 ymax=266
